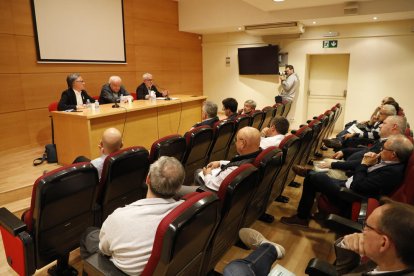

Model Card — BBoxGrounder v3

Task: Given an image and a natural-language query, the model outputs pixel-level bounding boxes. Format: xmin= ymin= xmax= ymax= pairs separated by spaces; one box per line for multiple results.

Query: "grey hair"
xmin=381 ymin=104 xmax=397 ymax=116
xmin=244 ymin=100 xmax=257 ymax=109
xmin=108 ymin=76 xmax=122 ymax=84
xmin=148 ymin=156 xmax=185 ymax=198
xmin=142 ymin=73 xmax=153 ymax=80
xmin=203 ymin=101 xmax=218 ymax=118
xmin=66 ymin=73 xmax=81 ymax=88
xmin=387 ymin=134 xmax=413 ymax=163
xmin=386 ymin=115 xmax=407 ymax=134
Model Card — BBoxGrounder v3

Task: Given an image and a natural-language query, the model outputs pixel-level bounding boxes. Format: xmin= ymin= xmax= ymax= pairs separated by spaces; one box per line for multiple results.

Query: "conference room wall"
xmin=202 ymin=20 xmax=414 ymax=130
xmin=0 ymin=0 xmax=202 ymax=151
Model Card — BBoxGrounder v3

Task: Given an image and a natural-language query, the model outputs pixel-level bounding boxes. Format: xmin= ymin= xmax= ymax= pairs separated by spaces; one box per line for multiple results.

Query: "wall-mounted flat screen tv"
xmin=238 ymin=45 xmax=279 ymax=75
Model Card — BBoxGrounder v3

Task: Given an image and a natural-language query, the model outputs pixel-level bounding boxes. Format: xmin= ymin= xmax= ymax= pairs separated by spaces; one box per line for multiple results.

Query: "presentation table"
xmin=52 ymin=95 xmax=206 ymax=165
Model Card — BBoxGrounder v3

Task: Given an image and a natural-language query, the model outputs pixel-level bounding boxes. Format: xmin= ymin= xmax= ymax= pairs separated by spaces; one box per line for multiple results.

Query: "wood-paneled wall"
xmin=0 ymin=0 xmax=203 ymax=151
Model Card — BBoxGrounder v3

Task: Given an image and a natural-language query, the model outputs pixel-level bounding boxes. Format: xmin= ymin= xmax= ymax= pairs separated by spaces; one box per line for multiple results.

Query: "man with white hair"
xmin=99 ymin=76 xmax=133 ymax=104
xmin=136 ymin=72 xmax=169 ymax=100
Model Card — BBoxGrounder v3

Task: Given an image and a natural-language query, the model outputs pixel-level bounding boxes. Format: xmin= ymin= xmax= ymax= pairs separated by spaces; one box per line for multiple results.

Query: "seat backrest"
xmin=391 ymin=152 xmax=414 ymax=205
xmin=149 ymin=134 xmax=186 ymax=163
xmin=250 ymin=110 xmax=264 ymax=130
xmin=260 ymin=106 xmax=275 ymax=130
xmin=226 ymin=115 xmax=252 ymax=159
xmin=24 ymin=162 xmax=99 ymax=269
xmin=207 ymin=120 xmax=235 ymax=163
xmin=142 ymin=192 xmax=220 ymax=276
xmin=48 ymin=102 xmax=58 ymax=112
xmin=201 ymin=164 xmax=259 ymax=274
xmin=305 ymin=119 xmax=323 ymax=163
xmin=243 ymin=147 xmax=284 ymax=227
xmin=312 ymin=114 xmax=328 ymax=156
xmin=130 ymin=92 xmax=137 ymax=100
xmin=182 ymin=126 xmax=214 ymax=185
xmin=268 ymin=135 xmax=301 ymax=205
xmin=98 ymin=146 xmax=150 ymax=223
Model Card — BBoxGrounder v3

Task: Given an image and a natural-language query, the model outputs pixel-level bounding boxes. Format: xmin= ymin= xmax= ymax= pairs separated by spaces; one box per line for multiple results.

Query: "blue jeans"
xmin=223 ymin=243 xmax=277 ymax=276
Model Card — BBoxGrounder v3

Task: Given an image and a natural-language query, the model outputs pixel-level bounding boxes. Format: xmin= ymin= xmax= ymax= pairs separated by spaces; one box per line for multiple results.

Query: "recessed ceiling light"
xmin=273 ymin=0 xmax=285 ymax=2
xmin=238 ymin=27 xmax=242 ymax=31
xmin=312 ymin=21 xmax=316 ymax=24
xmin=373 ymin=16 xmax=378 ymax=20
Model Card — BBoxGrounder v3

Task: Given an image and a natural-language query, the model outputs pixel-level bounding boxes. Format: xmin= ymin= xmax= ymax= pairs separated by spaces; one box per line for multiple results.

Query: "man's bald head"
xmin=236 ymin=127 xmax=261 ymax=155
xmin=102 ymin=128 xmax=123 ymax=154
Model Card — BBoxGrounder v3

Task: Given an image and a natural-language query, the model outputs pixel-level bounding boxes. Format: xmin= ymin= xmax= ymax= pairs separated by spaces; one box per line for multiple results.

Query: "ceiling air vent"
xmin=344 ymin=2 xmax=359 ymax=15
xmin=245 ymin=22 xmax=304 ymax=36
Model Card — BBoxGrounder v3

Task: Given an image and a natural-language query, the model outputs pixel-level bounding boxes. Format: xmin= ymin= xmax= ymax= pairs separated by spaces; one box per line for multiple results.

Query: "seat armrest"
xmin=0 ymin=207 xmax=27 ymax=235
xmin=84 ymin=253 xmax=127 ymax=276
xmin=305 ymin=258 xmax=338 ymax=276
xmin=338 ymin=187 xmax=367 ymax=202
xmin=325 ymin=214 xmax=363 ymax=234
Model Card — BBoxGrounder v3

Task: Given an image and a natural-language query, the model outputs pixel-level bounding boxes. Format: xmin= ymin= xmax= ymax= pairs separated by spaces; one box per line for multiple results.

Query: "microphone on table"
xmin=154 ymin=82 xmax=171 ymax=100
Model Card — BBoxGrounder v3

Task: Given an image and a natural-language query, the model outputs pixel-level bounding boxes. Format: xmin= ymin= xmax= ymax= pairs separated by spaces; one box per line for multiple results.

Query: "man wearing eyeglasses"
xmin=135 ymin=72 xmax=169 ymax=100
xmin=281 ymin=134 xmax=413 ymax=228
xmin=57 ymin=73 xmax=96 ymax=111
xmin=334 ymin=198 xmax=414 ymax=275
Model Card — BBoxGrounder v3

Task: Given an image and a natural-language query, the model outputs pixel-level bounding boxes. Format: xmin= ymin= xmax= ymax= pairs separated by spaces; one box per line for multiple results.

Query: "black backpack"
xmin=33 ymin=144 xmax=58 ymax=166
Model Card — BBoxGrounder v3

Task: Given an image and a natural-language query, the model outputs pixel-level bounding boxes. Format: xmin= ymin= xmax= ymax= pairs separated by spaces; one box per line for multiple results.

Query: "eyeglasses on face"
xmin=75 ymin=80 xmax=85 ymax=83
xmin=363 ymin=220 xmax=384 ymax=235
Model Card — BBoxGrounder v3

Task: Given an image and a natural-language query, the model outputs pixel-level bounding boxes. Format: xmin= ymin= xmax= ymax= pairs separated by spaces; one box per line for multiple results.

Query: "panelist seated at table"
xmin=57 ymin=73 xmax=96 ymax=111
xmin=136 ymin=72 xmax=169 ymax=100
xmin=99 ymin=76 xmax=133 ymax=104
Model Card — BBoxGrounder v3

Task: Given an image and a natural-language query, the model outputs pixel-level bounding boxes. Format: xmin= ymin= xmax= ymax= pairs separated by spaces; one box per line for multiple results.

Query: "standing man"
xmin=136 ymin=73 xmax=169 ymax=100
xmin=99 ymin=76 xmax=133 ymax=104
xmin=278 ymin=65 xmax=299 ymax=103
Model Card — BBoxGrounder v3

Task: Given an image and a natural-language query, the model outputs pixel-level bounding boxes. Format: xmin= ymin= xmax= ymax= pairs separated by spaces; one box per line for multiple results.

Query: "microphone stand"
xmin=111 ymin=91 xmax=120 ymax=108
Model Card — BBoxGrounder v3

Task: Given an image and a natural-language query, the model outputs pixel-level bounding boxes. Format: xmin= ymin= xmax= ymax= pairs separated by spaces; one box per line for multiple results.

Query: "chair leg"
xmin=48 ymin=254 xmax=78 ymax=276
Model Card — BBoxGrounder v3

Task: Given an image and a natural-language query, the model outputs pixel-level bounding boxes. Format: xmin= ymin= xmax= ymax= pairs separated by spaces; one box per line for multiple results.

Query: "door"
xmin=306 ymin=54 xmax=349 ymax=132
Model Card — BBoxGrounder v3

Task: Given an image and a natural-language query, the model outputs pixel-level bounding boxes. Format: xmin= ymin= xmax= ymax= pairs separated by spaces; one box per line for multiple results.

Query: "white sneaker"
xmin=239 ymin=228 xmax=286 ymax=259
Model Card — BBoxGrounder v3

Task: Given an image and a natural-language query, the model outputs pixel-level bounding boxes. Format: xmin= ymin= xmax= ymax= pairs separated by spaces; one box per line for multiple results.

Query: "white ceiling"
xmin=178 ymin=0 xmax=414 ymax=34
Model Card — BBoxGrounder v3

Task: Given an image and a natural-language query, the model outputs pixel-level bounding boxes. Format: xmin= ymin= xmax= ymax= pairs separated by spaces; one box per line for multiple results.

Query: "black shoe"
xmin=323 ymin=138 xmax=342 ymax=149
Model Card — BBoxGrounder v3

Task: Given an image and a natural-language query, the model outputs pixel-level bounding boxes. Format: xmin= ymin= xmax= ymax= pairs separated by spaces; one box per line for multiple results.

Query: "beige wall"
xmin=202 ymin=20 xmax=414 ymax=129
xmin=0 ymin=0 xmax=202 ymax=151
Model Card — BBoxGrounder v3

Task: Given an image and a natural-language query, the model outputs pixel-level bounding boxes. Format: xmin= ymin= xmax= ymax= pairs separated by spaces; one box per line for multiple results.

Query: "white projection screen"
xmin=32 ymin=0 xmax=126 ymax=63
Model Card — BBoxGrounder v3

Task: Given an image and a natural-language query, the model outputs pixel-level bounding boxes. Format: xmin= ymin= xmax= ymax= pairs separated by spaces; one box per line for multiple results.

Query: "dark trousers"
xmin=72 ymin=155 xmax=91 ymax=164
xmin=297 ymin=172 xmax=347 ymax=219
xmin=223 ymin=243 xmax=277 ymax=276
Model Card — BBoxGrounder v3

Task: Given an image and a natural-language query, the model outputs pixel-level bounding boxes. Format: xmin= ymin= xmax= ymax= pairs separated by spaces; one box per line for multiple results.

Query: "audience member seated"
xmin=136 ymin=72 xmax=168 ymax=100
xmin=57 ymin=73 xmax=96 ymax=111
xmin=238 ymin=99 xmax=257 ymax=116
xmin=295 ymin=116 xmax=407 ymax=180
xmin=222 ymin=97 xmax=238 ymax=121
xmin=99 ymin=76 xmax=133 ymax=104
xmin=332 ymin=198 xmax=414 ymax=275
xmin=226 ymin=199 xmax=414 ymax=276
xmin=177 ymin=127 xmax=261 ymax=195
xmin=80 ymin=156 xmax=184 ymax=275
xmin=324 ymin=104 xmax=396 ymax=149
xmin=73 ymin=128 xmax=123 ymax=179
xmin=281 ymin=134 xmax=413 ymax=227
xmin=191 ymin=101 xmax=219 ymax=129
xmin=260 ymin=116 xmax=290 ymax=149
xmin=223 ymin=228 xmax=285 ymax=276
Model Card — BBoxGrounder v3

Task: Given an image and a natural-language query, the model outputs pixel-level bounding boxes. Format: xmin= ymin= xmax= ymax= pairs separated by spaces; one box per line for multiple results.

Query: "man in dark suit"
xmin=191 ymin=101 xmax=219 ymax=129
xmin=99 ymin=76 xmax=133 ymax=104
xmin=57 ymin=73 xmax=96 ymax=111
xmin=135 ymin=72 xmax=168 ymax=100
xmin=281 ymin=134 xmax=413 ymax=227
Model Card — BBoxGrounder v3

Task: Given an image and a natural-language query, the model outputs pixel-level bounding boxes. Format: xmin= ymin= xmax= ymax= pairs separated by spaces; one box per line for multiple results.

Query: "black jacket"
xmin=57 ymin=88 xmax=95 ymax=111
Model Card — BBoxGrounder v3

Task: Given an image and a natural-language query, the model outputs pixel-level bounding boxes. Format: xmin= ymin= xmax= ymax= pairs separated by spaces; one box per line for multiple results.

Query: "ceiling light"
xmin=373 ymin=16 xmax=378 ymax=20
xmin=273 ymin=0 xmax=285 ymax=2
xmin=238 ymin=27 xmax=243 ymax=31
xmin=312 ymin=21 xmax=316 ymax=24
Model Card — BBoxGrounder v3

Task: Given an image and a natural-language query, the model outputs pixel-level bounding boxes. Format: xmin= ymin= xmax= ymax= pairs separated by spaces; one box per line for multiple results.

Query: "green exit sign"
xmin=323 ymin=40 xmax=338 ymax=48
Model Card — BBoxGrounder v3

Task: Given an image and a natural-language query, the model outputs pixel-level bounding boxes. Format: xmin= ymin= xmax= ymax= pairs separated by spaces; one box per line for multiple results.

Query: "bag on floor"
xmin=33 ymin=144 xmax=57 ymax=166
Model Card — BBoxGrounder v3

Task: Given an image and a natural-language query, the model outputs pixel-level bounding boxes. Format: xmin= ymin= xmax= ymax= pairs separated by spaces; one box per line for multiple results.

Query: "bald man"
xmin=99 ymin=76 xmax=132 ymax=104
xmin=91 ymin=128 xmax=123 ymax=178
xmin=177 ymin=127 xmax=262 ymax=195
